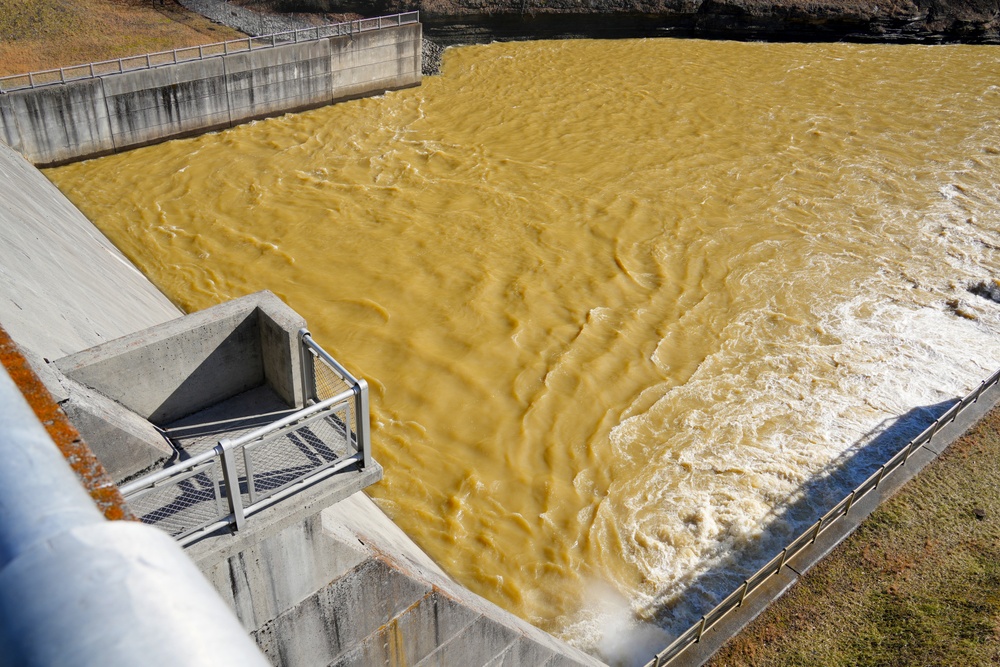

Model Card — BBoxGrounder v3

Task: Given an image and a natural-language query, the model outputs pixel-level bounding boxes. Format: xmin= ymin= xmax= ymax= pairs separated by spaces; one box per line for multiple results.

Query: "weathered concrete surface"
xmin=197 ymin=493 xmax=606 ymax=667
xmin=57 ymin=375 xmax=176 ymax=484
xmin=55 ymin=291 xmax=305 ymax=425
xmin=0 ymin=23 xmax=422 ymax=166
xmin=0 ymin=140 xmax=180 ymax=362
xmin=0 ymin=325 xmax=133 ymax=521
xmin=51 ymin=291 xmax=307 ymax=481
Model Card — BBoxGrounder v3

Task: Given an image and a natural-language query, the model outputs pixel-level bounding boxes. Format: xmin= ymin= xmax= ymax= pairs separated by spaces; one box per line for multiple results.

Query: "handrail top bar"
xmin=119 ymin=443 xmax=222 ymax=496
xmin=300 ymin=328 xmax=360 ymax=385
xmin=0 ymin=11 xmax=419 ymax=90
xmin=226 ymin=387 xmax=355 ymax=449
xmin=119 ymin=387 xmax=354 ymax=497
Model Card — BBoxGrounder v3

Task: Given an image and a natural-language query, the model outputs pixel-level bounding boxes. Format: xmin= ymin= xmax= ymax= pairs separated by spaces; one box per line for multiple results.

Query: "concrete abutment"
xmin=0 ymin=23 xmax=422 ymax=166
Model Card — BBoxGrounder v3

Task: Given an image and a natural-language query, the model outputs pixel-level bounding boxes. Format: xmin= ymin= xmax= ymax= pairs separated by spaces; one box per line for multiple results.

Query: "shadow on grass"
xmin=640 ymin=397 xmax=960 ymax=660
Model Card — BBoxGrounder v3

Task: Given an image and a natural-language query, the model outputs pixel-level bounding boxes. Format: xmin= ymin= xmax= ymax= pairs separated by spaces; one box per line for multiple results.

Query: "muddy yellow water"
xmin=48 ymin=39 xmax=1000 ymax=661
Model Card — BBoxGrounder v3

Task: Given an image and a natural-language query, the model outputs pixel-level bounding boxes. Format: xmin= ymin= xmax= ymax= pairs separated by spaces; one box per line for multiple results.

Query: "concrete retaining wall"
xmin=0 ymin=23 xmax=421 ymax=166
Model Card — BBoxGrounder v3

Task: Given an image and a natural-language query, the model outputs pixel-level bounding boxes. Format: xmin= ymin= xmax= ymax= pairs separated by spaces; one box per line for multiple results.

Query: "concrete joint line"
xmin=921 ymin=440 xmax=945 ymax=456
xmin=785 ymin=563 xmax=803 ymax=577
xmin=222 ymin=57 xmax=234 ymax=129
xmin=98 ymin=78 xmax=118 ymax=154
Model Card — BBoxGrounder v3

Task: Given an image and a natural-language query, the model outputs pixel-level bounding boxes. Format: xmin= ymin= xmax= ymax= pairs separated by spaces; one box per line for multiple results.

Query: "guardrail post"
xmin=301 ymin=344 xmax=317 ymax=404
xmin=218 ymin=439 xmax=246 ymax=532
xmin=28 ymin=72 xmax=34 ymax=89
xmin=355 ymin=379 xmax=372 ymax=469
xmin=59 ymin=68 xmax=65 ymax=83
xmin=844 ymin=489 xmax=857 ymax=514
xmin=89 ymin=63 xmax=95 ymax=77
xmin=652 ymin=654 xmax=663 ymax=667
xmin=695 ymin=616 xmax=708 ymax=642
xmin=737 ymin=580 xmax=750 ymax=606
xmin=810 ymin=518 xmax=822 ymax=543
xmin=199 ymin=45 xmax=204 ymax=58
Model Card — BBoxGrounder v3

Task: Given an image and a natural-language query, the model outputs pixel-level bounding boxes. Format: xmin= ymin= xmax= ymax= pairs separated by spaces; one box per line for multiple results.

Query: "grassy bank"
xmin=708 ymin=405 xmax=1000 ymax=666
xmin=0 ymin=0 xmax=244 ymax=77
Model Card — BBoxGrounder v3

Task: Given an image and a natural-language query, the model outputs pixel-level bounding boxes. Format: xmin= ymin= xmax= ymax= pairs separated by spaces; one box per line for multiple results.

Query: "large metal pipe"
xmin=0 ymin=366 xmax=269 ymax=667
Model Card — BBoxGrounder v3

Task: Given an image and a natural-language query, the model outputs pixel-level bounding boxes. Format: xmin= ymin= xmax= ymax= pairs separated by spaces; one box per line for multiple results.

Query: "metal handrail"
xmin=0 ymin=11 xmax=419 ymax=93
xmin=646 ymin=364 xmax=1000 ymax=667
xmin=120 ymin=336 xmax=372 ymax=546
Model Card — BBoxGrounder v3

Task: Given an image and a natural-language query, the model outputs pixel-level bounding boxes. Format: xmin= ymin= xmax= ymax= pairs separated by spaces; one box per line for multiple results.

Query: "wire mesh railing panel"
xmin=310 ymin=353 xmax=358 ymax=440
xmin=311 ymin=352 xmax=353 ymax=400
xmin=125 ymin=460 xmax=225 ymax=540
xmin=244 ymin=404 xmax=353 ymax=505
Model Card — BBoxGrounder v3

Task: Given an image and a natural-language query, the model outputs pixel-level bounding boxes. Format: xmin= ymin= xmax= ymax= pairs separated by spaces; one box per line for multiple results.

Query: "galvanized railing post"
xmin=694 ymin=616 xmax=708 ymax=642
xmin=218 ymin=439 xmax=246 ymax=532
xmin=355 ymin=379 xmax=372 ymax=469
xmin=737 ymin=580 xmax=750 ymax=606
xmin=844 ymin=488 xmax=857 ymax=514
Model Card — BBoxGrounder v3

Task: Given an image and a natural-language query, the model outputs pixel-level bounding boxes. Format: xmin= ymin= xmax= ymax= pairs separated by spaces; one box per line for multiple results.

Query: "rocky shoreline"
xmin=177 ymin=0 xmax=1000 ymax=76
xmin=262 ymin=0 xmax=1000 ymax=46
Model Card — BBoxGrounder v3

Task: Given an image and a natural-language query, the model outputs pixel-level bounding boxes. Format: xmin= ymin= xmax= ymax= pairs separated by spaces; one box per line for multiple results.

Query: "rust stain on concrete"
xmin=0 ymin=325 xmax=134 ymax=521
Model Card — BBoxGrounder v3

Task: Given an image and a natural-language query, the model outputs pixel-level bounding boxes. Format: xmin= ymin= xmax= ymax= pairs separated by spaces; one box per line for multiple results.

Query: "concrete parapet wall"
xmin=194 ymin=494 xmax=604 ymax=667
xmin=55 ymin=291 xmax=306 ymax=425
xmin=0 ymin=23 xmax=422 ymax=166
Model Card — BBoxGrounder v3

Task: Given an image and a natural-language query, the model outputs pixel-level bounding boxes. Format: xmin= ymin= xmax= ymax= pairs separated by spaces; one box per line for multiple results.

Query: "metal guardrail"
xmin=646 ymin=365 xmax=1000 ymax=667
xmin=0 ymin=11 xmax=419 ymax=93
xmin=120 ymin=332 xmax=371 ymax=546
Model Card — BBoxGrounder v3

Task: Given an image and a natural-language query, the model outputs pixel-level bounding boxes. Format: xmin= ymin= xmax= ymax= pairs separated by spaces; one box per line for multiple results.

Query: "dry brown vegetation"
xmin=0 ymin=0 xmax=244 ymax=77
xmin=708 ymin=406 xmax=1000 ymax=666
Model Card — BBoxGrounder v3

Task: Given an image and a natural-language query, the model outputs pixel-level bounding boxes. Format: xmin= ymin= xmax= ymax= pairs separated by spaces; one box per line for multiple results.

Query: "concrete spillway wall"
xmin=0 ymin=23 xmax=421 ymax=166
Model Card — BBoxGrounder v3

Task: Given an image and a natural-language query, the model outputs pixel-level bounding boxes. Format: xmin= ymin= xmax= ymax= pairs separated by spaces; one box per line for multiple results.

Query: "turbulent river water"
xmin=48 ymin=38 xmax=1000 ymax=663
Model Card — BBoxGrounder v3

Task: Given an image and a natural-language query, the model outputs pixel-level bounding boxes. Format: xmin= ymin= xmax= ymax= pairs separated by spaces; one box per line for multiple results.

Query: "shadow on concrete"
xmin=646 ymin=397 xmax=959 ymax=647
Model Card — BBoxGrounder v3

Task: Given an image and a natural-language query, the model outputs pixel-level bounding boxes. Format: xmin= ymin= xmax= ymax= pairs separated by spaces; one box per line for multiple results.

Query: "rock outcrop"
xmin=262 ymin=0 xmax=1000 ymax=43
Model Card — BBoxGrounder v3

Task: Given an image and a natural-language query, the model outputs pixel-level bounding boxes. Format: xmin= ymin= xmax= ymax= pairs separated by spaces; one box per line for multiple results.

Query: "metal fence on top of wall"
xmin=0 ymin=11 xmax=419 ymax=93
xmin=646 ymin=365 xmax=1000 ymax=667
